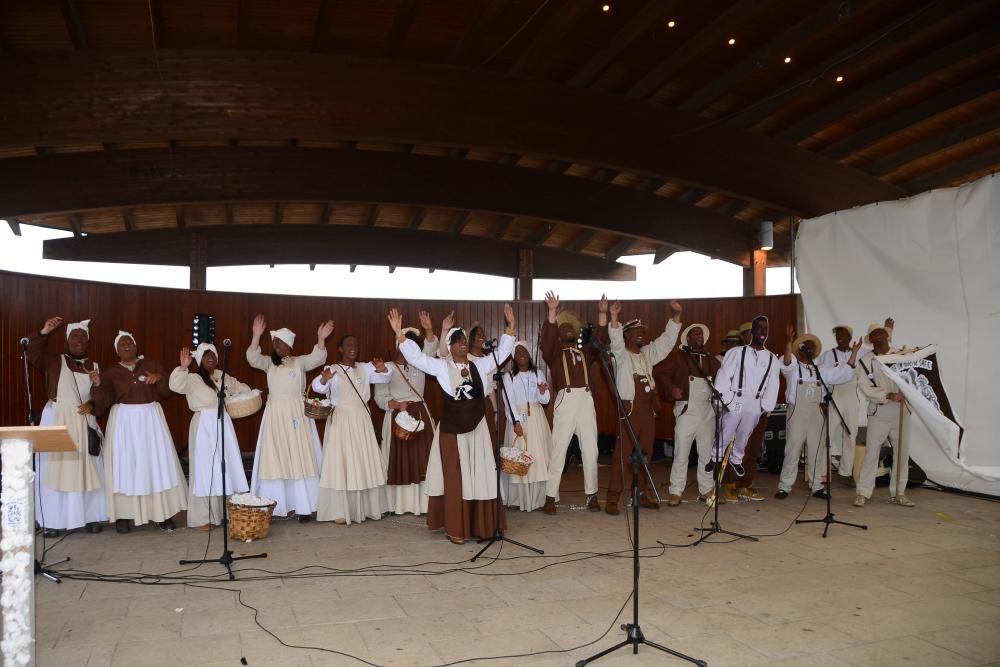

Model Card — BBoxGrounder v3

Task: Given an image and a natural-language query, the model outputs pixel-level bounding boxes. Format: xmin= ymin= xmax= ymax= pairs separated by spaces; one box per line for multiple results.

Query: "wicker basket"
xmin=500 ymin=436 xmax=532 ymax=476
xmin=304 ymin=398 xmax=333 ymax=420
xmin=226 ymin=391 xmax=262 ymax=420
xmin=393 ymin=422 xmax=417 ymax=441
xmin=228 ymin=499 xmax=277 ymax=542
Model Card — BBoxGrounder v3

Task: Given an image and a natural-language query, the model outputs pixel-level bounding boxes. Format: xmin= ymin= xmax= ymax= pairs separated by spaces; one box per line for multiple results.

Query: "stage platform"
xmin=29 ymin=459 xmax=1000 ymax=666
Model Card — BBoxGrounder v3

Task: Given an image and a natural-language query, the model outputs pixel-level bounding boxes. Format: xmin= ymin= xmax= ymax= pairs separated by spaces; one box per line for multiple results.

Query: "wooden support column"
xmin=742 ymin=249 xmax=767 ymax=296
xmin=189 ymin=233 xmax=207 ymax=290
xmin=515 ymin=248 xmax=533 ymax=301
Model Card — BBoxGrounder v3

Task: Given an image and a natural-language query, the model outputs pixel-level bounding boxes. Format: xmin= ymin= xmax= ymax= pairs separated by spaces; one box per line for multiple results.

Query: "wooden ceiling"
xmin=0 ymin=0 xmax=996 ymax=278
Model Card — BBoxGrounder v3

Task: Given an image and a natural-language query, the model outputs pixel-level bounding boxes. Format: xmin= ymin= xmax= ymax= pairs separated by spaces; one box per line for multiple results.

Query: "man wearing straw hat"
xmin=661 ymin=322 xmax=720 ymax=506
xmin=540 ymin=292 xmax=609 ymax=514
xmin=817 ymin=324 xmax=862 ymax=479
xmin=717 ymin=329 xmax=741 ymax=365
xmin=854 ymin=318 xmax=915 ymax=507
xmin=738 ymin=322 xmax=753 ymax=346
xmin=775 ymin=325 xmax=861 ymax=500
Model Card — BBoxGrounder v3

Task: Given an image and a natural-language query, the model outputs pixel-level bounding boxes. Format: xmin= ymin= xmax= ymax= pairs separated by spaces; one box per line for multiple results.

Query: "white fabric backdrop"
xmin=797 ymin=174 xmax=999 ymax=496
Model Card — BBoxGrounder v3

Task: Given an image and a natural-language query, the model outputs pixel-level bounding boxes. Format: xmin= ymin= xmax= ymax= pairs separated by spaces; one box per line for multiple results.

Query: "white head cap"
xmin=446 ymin=327 xmax=466 ymax=346
xmin=66 ymin=319 xmax=91 ymax=340
xmin=113 ymin=330 xmax=136 ymax=352
xmin=193 ymin=342 xmax=218 ymax=366
xmin=270 ymin=328 xmax=296 ymax=349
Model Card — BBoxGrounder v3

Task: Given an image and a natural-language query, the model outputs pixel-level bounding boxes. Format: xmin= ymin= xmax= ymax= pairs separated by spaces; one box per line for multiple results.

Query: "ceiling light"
xmin=758 ymin=221 xmax=774 ymax=252
xmin=728 ymin=38 xmax=736 ymax=45
xmin=602 ymin=4 xmax=610 ymax=11
xmin=667 ymin=20 xmax=676 ymax=28
xmin=835 ymin=75 xmax=844 ymax=83
xmin=784 ymin=56 xmax=792 ymax=63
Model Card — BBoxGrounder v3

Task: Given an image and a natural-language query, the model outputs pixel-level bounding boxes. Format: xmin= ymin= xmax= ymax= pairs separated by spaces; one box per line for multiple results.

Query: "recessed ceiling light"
xmin=836 ymin=75 xmax=844 ymax=83
xmin=602 ymin=4 xmax=610 ymax=11
xmin=784 ymin=56 xmax=792 ymax=64
xmin=727 ymin=38 xmax=736 ymax=46
xmin=667 ymin=20 xmax=676 ymax=28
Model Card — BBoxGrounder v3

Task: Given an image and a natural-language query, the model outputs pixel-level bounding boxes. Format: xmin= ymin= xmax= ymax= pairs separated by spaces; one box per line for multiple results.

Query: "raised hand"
xmin=317 ymin=320 xmax=335 ymax=343
xmin=597 ymin=294 xmax=608 ymax=314
xmin=180 ymin=347 xmax=193 ymax=368
xmin=387 ymin=308 xmax=404 ymax=335
xmin=41 ymin=316 xmax=63 ymax=335
xmin=88 ymin=363 xmax=101 ymax=387
xmin=544 ymin=290 xmax=560 ymax=312
xmin=418 ymin=310 xmax=433 ymax=332
xmin=609 ymin=300 xmax=622 ymax=321
xmin=884 ymin=317 xmax=894 ymax=329
xmin=852 ymin=338 xmax=864 ymax=354
xmin=321 ymin=366 xmax=334 ymax=382
xmin=786 ymin=324 xmax=795 ymax=340
xmin=252 ymin=314 xmax=267 ymax=338
xmin=441 ymin=310 xmax=456 ymax=332
xmin=669 ymin=300 xmax=682 ymax=319
xmin=503 ymin=303 xmax=516 ymax=330
xmin=144 ymin=371 xmax=161 ymax=385
xmin=513 ymin=422 xmax=525 ymax=438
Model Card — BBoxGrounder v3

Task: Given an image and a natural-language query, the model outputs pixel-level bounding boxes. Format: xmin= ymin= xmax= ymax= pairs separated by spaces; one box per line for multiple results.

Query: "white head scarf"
xmin=270 ymin=328 xmax=296 ymax=349
xmin=114 ymin=330 xmax=136 ymax=351
xmin=446 ymin=327 xmax=466 ymax=346
xmin=66 ymin=319 xmax=91 ymax=340
xmin=193 ymin=342 xmax=218 ymax=366
xmin=400 ymin=327 xmax=420 ymax=338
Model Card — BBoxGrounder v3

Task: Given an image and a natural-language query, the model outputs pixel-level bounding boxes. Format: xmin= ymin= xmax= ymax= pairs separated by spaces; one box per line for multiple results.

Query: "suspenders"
xmin=561 ymin=348 xmax=589 ymax=391
xmin=736 ymin=346 xmax=773 ymax=399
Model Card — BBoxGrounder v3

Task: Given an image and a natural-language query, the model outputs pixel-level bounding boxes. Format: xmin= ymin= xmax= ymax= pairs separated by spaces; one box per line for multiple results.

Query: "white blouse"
xmin=501 ymin=369 xmax=550 ymax=424
xmin=399 ymin=334 xmax=515 ymax=397
xmin=311 ymin=362 xmax=393 ymax=405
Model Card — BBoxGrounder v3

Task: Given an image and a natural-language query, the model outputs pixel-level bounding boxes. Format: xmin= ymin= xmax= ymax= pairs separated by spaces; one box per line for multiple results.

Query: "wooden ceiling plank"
xmin=605 ymin=235 xmax=635 ymax=260
xmin=492 ymin=214 xmax=514 ymax=239
xmin=176 ymin=205 xmax=186 ymax=228
xmin=776 ymin=25 xmax=1000 ymax=144
xmin=508 ymin=0 xmax=589 ymax=78
xmin=450 ymin=210 xmax=471 ymax=234
xmin=58 ymin=0 xmax=89 ymax=49
xmin=225 ymin=203 xmax=234 ymax=225
xmin=450 ymin=0 xmax=504 ymax=65
xmin=383 ymin=0 xmax=420 ymax=58
xmin=365 ymin=203 xmax=380 ymax=226
xmin=408 ymin=206 xmax=427 ymax=229
xmin=531 ymin=222 xmax=556 ymax=245
xmin=122 ymin=209 xmax=135 ymax=231
xmin=902 ymin=148 xmax=1000 ymax=192
xmin=273 ymin=202 xmax=284 ymax=225
xmin=568 ymin=228 xmax=597 ymax=252
xmin=569 ymin=0 xmax=673 ymax=88
xmin=871 ymin=110 xmax=1000 ymax=176
xmin=626 ymin=0 xmax=763 ymax=100
xmin=319 ymin=202 xmax=333 ymax=224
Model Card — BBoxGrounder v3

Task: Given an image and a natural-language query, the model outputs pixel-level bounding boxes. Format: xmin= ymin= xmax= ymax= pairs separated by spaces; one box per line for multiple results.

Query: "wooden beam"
xmin=821 ymin=74 xmax=999 ymax=161
xmin=273 ymin=202 xmax=285 ymax=225
xmin=175 ymin=205 xmax=186 ymax=228
xmin=350 ymin=264 xmax=357 ymax=272
xmin=225 ymin=204 xmax=234 ymax=225
xmin=604 ymin=236 xmax=635 ymax=260
xmin=652 ymin=245 xmax=676 ymax=264
xmin=408 ymin=207 xmax=426 ymax=230
xmin=568 ymin=229 xmax=597 ymax=253
xmin=319 ymin=202 xmax=333 ymax=224
xmin=189 ymin=233 xmax=207 ymax=290
xmin=309 ymin=263 xmax=316 ymax=271
xmin=901 ymin=148 xmax=1000 ymax=193
xmin=388 ymin=266 xmax=397 ymax=274
xmin=43 ymin=226 xmax=638 ymax=281
xmin=531 ymin=222 xmax=556 ymax=245
xmin=591 ymin=168 xmax=619 ymax=183
xmin=508 ymin=0 xmax=589 ymax=78
xmin=0 ymin=147 xmax=759 ymax=265
xmin=122 ymin=209 xmax=135 ymax=231
xmin=775 ymin=26 xmax=1000 ymax=144
xmin=626 ymin=0 xmax=762 ymax=100
xmin=450 ymin=0 xmax=504 ymax=65
xmin=0 ymin=52 xmax=905 ymax=216
xmin=450 ymin=210 xmax=471 ymax=234
xmin=870 ymin=110 xmax=1000 ymax=177
xmin=676 ymin=0 xmax=843 ymax=115
xmin=515 ymin=248 xmax=533 ymax=301
xmin=383 ymin=0 xmax=419 ymax=58
xmin=636 ymin=178 xmax=664 ymax=194
xmin=236 ymin=0 xmax=250 ymax=49
xmin=58 ymin=0 xmax=88 ymax=49
xmin=311 ymin=0 xmax=334 ymax=51
xmin=492 ymin=215 xmax=514 ymax=239
xmin=66 ymin=212 xmax=82 ymax=237
xmin=568 ymin=0 xmax=671 ymax=88
xmin=365 ymin=204 xmax=380 ymax=227
xmin=7 ymin=219 xmax=21 ymax=236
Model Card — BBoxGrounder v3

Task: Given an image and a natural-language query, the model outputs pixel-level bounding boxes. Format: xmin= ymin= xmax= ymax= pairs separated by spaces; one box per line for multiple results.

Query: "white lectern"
xmin=1 ymin=426 xmax=75 ymax=667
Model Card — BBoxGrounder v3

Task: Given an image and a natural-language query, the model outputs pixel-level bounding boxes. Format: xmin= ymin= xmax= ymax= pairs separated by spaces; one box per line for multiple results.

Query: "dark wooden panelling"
xmin=0 ymin=271 xmax=796 ymax=450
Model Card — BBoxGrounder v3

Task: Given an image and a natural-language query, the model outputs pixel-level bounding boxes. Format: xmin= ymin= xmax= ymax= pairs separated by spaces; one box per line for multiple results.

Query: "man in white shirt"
xmin=816 ymin=324 xmax=862 ymax=479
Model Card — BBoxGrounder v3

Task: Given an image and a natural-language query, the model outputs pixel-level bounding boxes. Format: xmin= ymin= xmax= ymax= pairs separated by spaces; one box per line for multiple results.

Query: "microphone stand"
xmin=796 ymin=359 xmax=867 ymax=537
xmin=21 ymin=338 xmax=69 ymax=583
xmin=577 ymin=338 xmax=705 ymax=667
xmin=179 ymin=340 xmax=267 ymax=579
xmin=472 ymin=343 xmax=544 ymax=561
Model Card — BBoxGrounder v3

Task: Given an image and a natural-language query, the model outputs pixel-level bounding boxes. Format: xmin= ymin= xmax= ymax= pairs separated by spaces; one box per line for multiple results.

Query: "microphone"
xmin=481 ymin=337 xmax=498 ymax=351
xmin=223 ymin=338 xmax=232 ymax=348
xmin=19 ymin=337 xmax=29 ymax=347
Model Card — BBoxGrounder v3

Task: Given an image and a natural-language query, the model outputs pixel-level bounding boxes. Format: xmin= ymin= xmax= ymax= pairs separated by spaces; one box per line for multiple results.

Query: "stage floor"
xmin=31 ymin=459 xmax=1000 ymax=667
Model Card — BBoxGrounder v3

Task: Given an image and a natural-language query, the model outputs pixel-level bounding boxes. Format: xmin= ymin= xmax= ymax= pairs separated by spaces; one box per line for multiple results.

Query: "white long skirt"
xmin=104 ymin=403 xmax=187 ymax=525
xmin=317 ymin=405 xmax=387 ymax=524
xmin=34 ymin=402 xmax=109 ymax=530
xmin=499 ymin=407 xmax=552 ymax=512
xmin=186 ymin=409 xmax=250 ymax=527
xmin=250 ymin=405 xmax=322 ymax=517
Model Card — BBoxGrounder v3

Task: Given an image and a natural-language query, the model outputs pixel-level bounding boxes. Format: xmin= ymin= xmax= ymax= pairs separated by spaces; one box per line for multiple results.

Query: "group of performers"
xmin=27 ymin=301 xmax=913 ymax=543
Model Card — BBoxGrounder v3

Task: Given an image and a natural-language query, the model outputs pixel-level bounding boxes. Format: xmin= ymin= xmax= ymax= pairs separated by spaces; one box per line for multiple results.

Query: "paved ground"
xmin=29 ymin=458 xmax=1000 ymax=666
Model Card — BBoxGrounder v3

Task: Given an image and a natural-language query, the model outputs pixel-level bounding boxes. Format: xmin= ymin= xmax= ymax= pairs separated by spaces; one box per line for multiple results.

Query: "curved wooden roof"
xmin=1 ymin=0 xmax=996 ymax=278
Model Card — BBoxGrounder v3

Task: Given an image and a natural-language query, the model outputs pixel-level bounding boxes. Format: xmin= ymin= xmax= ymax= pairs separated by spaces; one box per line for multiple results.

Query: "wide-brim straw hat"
xmin=738 ymin=321 xmax=752 ymax=334
xmin=831 ymin=324 xmax=854 ymax=338
xmin=725 ymin=329 xmax=740 ymax=340
xmin=555 ymin=310 xmax=583 ymax=333
xmin=864 ymin=323 xmax=892 ymax=345
xmin=793 ymin=333 xmax=823 ymax=358
xmin=681 ymin=323 xmax=710 ymax=345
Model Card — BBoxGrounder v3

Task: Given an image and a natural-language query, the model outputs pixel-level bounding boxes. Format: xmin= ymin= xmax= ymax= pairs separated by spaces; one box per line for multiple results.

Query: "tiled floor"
xmin=28 ymin=459 xmax=1000 ymax=666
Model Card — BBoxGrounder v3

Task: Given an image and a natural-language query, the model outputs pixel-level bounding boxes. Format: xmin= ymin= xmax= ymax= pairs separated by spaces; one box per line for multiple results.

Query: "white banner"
xmin=797 ymin=174 xmax=1000 ymax=496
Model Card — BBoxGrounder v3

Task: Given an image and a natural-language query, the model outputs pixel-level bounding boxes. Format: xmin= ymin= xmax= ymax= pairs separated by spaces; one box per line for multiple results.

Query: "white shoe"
xmin=890 ymin=494 xmax=916 ymax=507
xmin=853 ymin=495 xmax=866 ymax=507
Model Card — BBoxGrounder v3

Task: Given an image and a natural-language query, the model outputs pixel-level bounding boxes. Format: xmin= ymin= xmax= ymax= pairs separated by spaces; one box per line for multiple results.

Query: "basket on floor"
xmin=500 ymin=436 xmax=533 ymax=476
xmin=228 ymin=499 xmax=277 ymax=542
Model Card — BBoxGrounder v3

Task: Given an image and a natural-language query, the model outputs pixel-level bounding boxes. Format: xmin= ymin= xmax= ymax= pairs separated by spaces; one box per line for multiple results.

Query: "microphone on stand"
xmin=223 ymin=338 xmax=232 ymax=348
xmin=481 ymin=337 xmax=498 ymax=352
xmin=19 ymin=337 xmax=29 ymax=347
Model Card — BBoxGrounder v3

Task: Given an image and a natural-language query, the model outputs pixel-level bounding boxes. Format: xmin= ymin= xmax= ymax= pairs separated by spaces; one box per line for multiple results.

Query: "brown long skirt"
xmin=427 ymin=431 xmax=506 ymax=542
xmin=386 ymin=403 xmax=434 ymax=485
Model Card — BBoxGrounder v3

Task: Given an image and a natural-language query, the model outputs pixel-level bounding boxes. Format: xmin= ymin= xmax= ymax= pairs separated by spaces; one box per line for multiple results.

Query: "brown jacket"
xmin=657 ymin=346 xmax=721 ymax=403
xmin=27 ymin=332 xmax=98 ymax=403
xmin=539 ymin=321 xmax=608 ymax=393
xmin=91 ymin=359 xmax=172 ymax=415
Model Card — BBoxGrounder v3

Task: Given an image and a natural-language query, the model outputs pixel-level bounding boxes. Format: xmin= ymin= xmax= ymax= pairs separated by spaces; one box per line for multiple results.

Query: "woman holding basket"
xmin=500 ymin=342 xmax=552 ymax=512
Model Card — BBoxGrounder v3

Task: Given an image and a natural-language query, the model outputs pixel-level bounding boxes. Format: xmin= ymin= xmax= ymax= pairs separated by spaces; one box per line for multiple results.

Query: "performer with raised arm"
xmin=775 ymin=325 xmax=861 ymax=500
xmin=311 ymin=335 xmax=393 ymax=524
xmin=604 ymin=300 xmax=682 ymax=515
xmin=539 ymin=292 xmax=609 ymax=514
xmin=707 ymin=316 xmax=780 ymax=492
xmin=388 ymin=305 xmax=516 ymax=544
xmin=92 ymin=331 xmax=187 ymax=533
xmin=500 ymin=341 xmax=552 ymax=512
xmin=27 ymin=317 xmax=108 ymax=536
xmin=246 ymin=315 xmax=333 ymax=522
xmin=660 ymin=322 xmax=720 ymax=506
xmin=818 ymin=324 xmax=862 ymax=479
xmin=373 ymin=311 xmax=440 ymax=516
xmin=854 ymin=318 xmax=915 ymax=508
xmin=169 ymin=343 xmax=252 ymax=529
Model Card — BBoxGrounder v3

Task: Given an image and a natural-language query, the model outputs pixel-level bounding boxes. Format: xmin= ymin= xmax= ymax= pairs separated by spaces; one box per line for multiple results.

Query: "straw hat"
xmin=793 ymin=333 xmax=823 ymax=358
xmin=864 ymin=322 xmax=892 ymax=344
xmin=738 ymin=322 xmax=752 ymax=334
xmin=680 ymin=323 xmax=710 ymax=345
xmin=555 ymin=310 xmax=583 ymax=333
xmin=725 ymin=329 xmax=740 ymax=340
xmin=831 ymin=324 xmax=854 ymax=338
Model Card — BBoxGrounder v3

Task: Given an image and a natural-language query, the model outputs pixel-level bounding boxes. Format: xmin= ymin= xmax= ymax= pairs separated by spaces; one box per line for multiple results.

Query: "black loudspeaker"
xmin=760 ymin=406 xmax=787 ymax=473
xmin=192 ymin=313 xmax=216 ymax=347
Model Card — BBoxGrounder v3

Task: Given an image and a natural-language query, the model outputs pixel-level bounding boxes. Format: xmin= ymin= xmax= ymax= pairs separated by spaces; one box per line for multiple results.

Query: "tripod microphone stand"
xmin=20 ymin=337 xmax=69 ymax=583
xmin=577 ymin=338 xmax=705 ymax=667
xmin=179 ymin=339 xmax=267 ymax=579
xmin=472 ymin=341 xmax=544 ymax=562
xmin=795 ymin=359 xmax=867 ymax=538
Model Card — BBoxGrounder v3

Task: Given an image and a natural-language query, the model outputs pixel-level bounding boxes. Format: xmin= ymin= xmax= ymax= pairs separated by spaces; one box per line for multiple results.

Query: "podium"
xmin=1 ymin=426 xmax=76 ymax=667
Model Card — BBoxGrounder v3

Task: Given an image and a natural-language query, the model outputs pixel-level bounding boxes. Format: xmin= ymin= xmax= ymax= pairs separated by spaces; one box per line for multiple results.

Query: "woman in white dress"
xmin=500 ymin=342 xmax=552 ymax=512
xmin=92 ymin=331 xmax=187 ymax=533
xmin=247 ymin=315 xmax=334 ymax=522
xmin=169 ymin=343 xmax=252 ymax=529
xmin=390 ymin=306 xmax=516 ymax=544
xmin=311 ymin=335 xmax=393 ymax=524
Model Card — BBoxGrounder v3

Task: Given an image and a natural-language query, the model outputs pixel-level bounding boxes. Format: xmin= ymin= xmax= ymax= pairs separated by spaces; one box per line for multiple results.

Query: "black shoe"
xmin=704 ymin=460 xmax=716 ymax=473
xmin=297 ymin=514 xmax=312 ymax=523
xmin=812 ymin=488 xmax=830 ymax=500
xmin=85 ymin=522 xmax=103 ymax=534
xmin=43 ymin=528 xmax=63 ymax=538
xmin=731 ymin=463 xmax=745 ymax=477
xmin=774 ymin=490 xmax=789 ymax=500
xmin=115 ymin=519 xmax=132 ymax=534
xmin=158 ymin=518 xmax=176 ymax=531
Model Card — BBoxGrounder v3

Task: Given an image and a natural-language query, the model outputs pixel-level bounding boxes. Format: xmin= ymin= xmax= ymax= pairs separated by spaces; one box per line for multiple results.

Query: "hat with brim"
xmin=738 ymin=322 xmax=752 ymax=334
xmin=555 ymin=311 xmax=583 ymax=334
xmin=831 ymin=324 xmax=854 ymax=338
xmin=725 ymin=329 xmax=740 ymax=340
xmin=864 ymin=323 xmax=892 ymax=345
xmin=681 ymin=323 xmax=710 ymax=345
xmin=793 ymin=333 xmax=822 ymax=358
